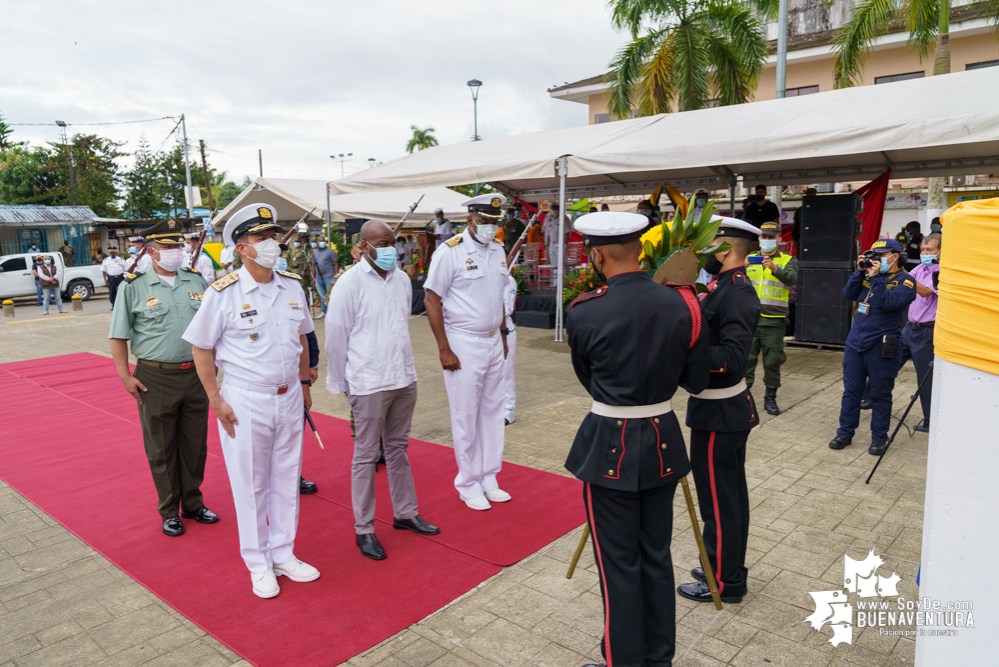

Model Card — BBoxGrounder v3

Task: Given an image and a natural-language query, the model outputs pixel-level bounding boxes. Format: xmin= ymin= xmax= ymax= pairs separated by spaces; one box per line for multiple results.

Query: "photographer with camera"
xmin=898 ymin=232 xmax=941 ymax=433
xmin=829 ymin=238 xmax=917 ymax=455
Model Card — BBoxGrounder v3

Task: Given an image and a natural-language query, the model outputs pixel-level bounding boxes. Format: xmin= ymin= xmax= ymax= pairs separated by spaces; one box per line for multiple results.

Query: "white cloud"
xmin=2 ymin=0 xmax=622 ymax=184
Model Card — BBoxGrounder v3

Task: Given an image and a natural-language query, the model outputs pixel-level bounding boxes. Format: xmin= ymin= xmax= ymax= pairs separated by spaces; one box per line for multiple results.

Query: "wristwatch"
xmin=301 ymin=379 xmax=312 ymax=386
xmin=500 ymin=328 xmax=510 ymax=336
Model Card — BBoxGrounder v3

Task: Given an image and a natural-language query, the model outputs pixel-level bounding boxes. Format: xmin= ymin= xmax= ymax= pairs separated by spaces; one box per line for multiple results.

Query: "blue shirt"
xmin=843 ymin=269 xmax=917 ymax=352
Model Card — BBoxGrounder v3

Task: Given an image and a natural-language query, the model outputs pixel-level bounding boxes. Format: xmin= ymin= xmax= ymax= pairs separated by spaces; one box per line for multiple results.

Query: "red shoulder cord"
xmin=667 ymin=283 xmax=702 ymax=349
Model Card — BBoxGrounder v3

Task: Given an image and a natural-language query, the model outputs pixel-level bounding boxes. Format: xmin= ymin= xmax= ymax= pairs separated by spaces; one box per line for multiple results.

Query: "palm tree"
xmin=406 ymin=126 xmax=439 ymax=154
xmin=605 ymin=0 xmax=770 ymax=119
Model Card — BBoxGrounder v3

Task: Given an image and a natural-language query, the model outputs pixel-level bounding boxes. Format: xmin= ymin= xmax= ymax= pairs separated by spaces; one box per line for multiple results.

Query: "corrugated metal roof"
xmin=0 ymin=205 xmax=97 ymax=224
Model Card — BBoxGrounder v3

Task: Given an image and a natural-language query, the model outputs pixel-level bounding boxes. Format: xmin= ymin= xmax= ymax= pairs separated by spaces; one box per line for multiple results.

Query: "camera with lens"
xmin=858 ymin=251 xmax=880 ymax=270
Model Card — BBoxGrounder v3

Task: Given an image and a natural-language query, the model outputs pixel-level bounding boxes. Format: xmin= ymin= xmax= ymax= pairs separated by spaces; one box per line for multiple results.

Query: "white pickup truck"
xmin=0 ymin=252 xmax=106 ymax=301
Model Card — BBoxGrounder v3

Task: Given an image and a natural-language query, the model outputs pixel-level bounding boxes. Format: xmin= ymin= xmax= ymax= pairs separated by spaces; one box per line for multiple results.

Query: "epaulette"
xmin=211 ymin=272 xmax=239 ymax=292
xmin=182 ymin=267 xmax=200 ymax=275
xmin=123 ymin=272 xmax=141 ymax=283
xmin=569 ymin=286 xmax=607 ymax=310
xmin=732 ymin=271 xmax=749 ymax=284
xmin=276 ymin=269 xmax=302 ymax=280
xmin=445 ymin=236 xmax=463 ymax=248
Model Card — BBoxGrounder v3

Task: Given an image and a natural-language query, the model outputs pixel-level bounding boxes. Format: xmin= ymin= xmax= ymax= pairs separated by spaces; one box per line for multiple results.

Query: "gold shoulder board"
xmin=276 ymin=269 xmax=302 ymax=280
xmin=182 ymin=267 xmax=200 ymax=274
xmin=211 ymin=273 xmax=239 ymax=292
xmin=445 ymin=236 xmax=463 ymax=248
xmin=124 ymin=272 xmax=140 ymax=283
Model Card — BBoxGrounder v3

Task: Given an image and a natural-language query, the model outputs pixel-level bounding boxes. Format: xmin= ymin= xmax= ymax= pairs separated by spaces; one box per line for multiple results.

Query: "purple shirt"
xmin=908 ymin=262 xmax=939 ymax=324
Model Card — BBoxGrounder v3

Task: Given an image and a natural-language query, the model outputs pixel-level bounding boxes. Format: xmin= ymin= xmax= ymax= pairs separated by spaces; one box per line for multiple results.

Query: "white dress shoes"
xmin=273 ymin=559 xmax=321 ymax=582
xmin=485 ymin=489 xmax=512 ymax=503
xmin=251 ymin=570 xmax=280 ymax=599
xmin=463 ymin=495 xmax=492 ymax=511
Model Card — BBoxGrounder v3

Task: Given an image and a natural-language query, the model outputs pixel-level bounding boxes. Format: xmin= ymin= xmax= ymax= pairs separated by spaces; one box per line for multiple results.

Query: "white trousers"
xmin=443 ymin=332 xmax=506 ymax=499
xmin=503 ymin=329 xmax=517 ymax=414
xmin=218 ymin=381 xmax=304 ymax=574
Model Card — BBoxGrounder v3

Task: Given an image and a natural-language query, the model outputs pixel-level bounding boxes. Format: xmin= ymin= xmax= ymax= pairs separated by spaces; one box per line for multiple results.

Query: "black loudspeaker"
xmin=795 ymin=268 xmax=853 ymax=345
xmin=799 ymin=194 xmax=862 ymax=268
xmin=344 ymin=219 xmax=365 ymax=241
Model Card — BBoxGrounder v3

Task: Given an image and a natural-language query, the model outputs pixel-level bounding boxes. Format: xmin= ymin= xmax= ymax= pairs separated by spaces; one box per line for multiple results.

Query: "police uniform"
xmin=830 ymin=238 xmax=916 ymax=454
xmin=101 ymin=250 xmax=127 ymax=308
xmin=182 ymin=203 xmax=319 ymax=597
xmin=680 ymin=217 xmax=762 ymax=605
xmin=109 ymin=219 xmax=217 ymax=535
xmin=566 ymin=212 xmax=709 ymax=667
xmin=744 ymin=221 xmax=798 ymax=414
xmin=425 ymin=194 xmax=510 ymax=509
xmin=502 ymin=270 xmax=518 ymax=425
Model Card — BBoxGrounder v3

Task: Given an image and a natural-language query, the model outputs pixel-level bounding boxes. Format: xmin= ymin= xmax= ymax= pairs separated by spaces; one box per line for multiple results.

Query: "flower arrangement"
xmin=638 ymin=200 xmax=731 ymax=287
xmin=405 ymin=252 xmax=426 ymax=276
xmin=562 ymin=266 xmax=602 ymax=305
xmin=510 ymin=265 xmax=532 ymax=296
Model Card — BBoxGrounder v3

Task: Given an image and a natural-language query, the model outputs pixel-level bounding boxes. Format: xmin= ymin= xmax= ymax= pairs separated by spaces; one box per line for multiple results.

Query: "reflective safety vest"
xmin=746 ymin=252 xmax=792 ymax=318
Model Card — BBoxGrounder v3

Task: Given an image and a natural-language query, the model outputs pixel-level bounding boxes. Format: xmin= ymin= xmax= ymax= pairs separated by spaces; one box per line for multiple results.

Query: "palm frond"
xmin=831 ymin=0 xmax=904 ymax=88
xmin=978 ymin=0 xmax=999 ymax=33
xmin=705 ymin=34 xmax=753 ymax=105
xmin=672 ymin=21 xmax=710 ymax=111
xmin=606 ymin=30 xmax=663 ymax=119
xmin=905 ymin=0 xmax=944 ymax=60
xmin=703 ymin=1 xmax=768 ymax=89
xmin=746 ymin=0 xmax=779 ymax=22
xmin=638 ymin=31 xmax=678 ymax=115
xmin=607 ymin=0 xmax=684 ymax=35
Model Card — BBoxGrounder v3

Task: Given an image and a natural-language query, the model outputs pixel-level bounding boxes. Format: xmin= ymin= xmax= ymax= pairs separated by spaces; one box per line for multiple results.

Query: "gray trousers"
xmin=347 ymin=382 xmax=420 ymax=534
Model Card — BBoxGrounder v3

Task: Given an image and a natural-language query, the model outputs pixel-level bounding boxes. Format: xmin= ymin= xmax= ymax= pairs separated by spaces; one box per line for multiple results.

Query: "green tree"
xmin=216 ymin=176 xmax=253 ymax=210
xmin=406 ymin=126 xmax=439 ymax=153
xmin=44 ymin=134 xmax=127 ymax=217
xmin=0 ymin=112 xmax=21 ymax=151
xmin=448 ymin=184 xmax=499 ymax=197
xmin=124 ymin=135 xmax=170 ymax=218
xmin=605 ymin=0 xmax=769 ymax=119
xmin=0 ymin=144 xmax=61 ymax=205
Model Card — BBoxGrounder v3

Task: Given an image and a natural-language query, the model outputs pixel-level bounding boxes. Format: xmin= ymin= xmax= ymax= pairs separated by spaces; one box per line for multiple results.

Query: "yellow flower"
xmin=638 ymin=221 xmax=674 ymax=262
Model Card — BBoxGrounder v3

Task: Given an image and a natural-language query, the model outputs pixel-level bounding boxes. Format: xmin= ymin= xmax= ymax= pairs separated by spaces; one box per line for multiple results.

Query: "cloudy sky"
xmin=3 ymin=0 xmax=624 ymax=184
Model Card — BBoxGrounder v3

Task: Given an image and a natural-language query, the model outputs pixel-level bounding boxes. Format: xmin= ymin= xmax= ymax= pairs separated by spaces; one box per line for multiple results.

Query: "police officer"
xmin=183 ymin=203 xmax=320 ymax=599
xmin=745 ymin=220 xmax=798 ymax=415
xmin=829 ymin=238 xmax=916 ymax=455
xmin=679 ymin=217 xmax=762 ymax=605
xmin=109 ymin=219 xmax=218 ymax=536
xmin=424 ymin=194 xmax=511 ymax=511
xmin=566 ymin=211 xmax=709 ymax=667
xmin=102 ymin=246 xmax=126 ymax=309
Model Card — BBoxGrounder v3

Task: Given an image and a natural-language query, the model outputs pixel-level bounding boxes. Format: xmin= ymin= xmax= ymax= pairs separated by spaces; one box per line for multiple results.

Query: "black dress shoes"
xmin=915 ymin=419 xmax=930 ymax=433
xmin=356 ymin=533 xmax=387 ymax=560
xmin=300 ymin=477 xmax=318 ymax=495
xmin=163 ymin=516 xmax=184 ymax=537
xmin=860 ymin=399 xmax=873 ymax=410
xmin=869 ymin=439 xmax=888 ymax=456
xmin=691 ymin=566 xmax=706 ymax=582
xmin=180 ymin=506 xmax=219 ymax=524
xmin=678 ymin=580 xmax=743 ymax=604
xmin=763 ymin=387 xmax=781 ymax=416
xmin=393 ymin=514 xmax=441 ymax=536
xmin=829 ymin=434 xmax=853 ymax=450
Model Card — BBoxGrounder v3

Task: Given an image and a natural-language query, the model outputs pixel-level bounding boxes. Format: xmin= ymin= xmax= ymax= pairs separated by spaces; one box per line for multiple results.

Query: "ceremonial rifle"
xmin=124 ymin=245 xmax=148 ymax=274
xmin=505 ymin=212 xmax=538 ymax=269
xmin=281 ymin=207 xmax=317 ymax=245
xmin=188 ymin=212 xmax=214 ymax=270
xmin=304 ymin=407 xmax=324 ymax=449
xmin=393 ymin=194 xmax=424 ymax=237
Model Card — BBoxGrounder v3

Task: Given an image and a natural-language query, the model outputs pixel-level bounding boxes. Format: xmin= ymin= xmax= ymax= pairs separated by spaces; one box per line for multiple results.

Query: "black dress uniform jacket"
xmin=566 ymin=271 xmax=710 ymax=491
xmin=686 ymin=268 xmax=761 ymax=433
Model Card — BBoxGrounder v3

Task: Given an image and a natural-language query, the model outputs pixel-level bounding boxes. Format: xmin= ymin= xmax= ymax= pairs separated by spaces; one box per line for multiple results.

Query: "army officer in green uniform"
xmin=109 ymin=219 xmax=220 ymax=537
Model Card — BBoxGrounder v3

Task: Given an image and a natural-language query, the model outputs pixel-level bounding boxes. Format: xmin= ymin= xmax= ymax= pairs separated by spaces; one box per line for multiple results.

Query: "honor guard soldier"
xmin=744 ymin=220 xmax=798 ymax=414
xmin=829 ymin=238 xmax=916 ymax=455
xmin=566 ymin=212 xmax=709 ymax=667
xmin=184 ymin=232 xmax=217 ymax=280
xmin=102 ymin=246 xmax=126 ymax=309
xmin=183 ymin=203 xmax=321 ymax=599
xmin=679 ymin=217 xmax=762 ymax=605
xmin=109 ymin=219 xmax=218 ymax=537
xmin=424 ymin=193 xmax=512 ymax=511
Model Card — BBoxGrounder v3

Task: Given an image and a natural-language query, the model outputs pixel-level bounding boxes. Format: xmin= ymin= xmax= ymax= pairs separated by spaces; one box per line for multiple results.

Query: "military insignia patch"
xmin=188 ymin=291 xmax=203 ymax=301
xmin=466 ymin=258 xmax=473 ymax=264
xmin=491 ymin=197 xmax=502 ymax=208
xmin=211 ymin=272 xmax=239 ymax=292
xmin=276 ymin=269 xmax=302 ymax=280
xmin=145 ymin=297 xmax=162 ymax=308
xmin=903 ymin=279 xmax=914 ymax=288
xmin=258 ymin=207 xmax=272 ymax=219
xmin=167 ymin=220 xmax=176 ymax=229
xmin=249 ymin=333 xmax=259 ymax=340
xmin=445 ymin=236 xmax=463 ymax=248
xmin=243 ymin=304 xmax=250 ymax=309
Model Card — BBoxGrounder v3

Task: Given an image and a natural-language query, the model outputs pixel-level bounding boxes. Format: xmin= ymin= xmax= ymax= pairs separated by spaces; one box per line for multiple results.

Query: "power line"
xmin=8 ymin=116 xmax=176 ymax=127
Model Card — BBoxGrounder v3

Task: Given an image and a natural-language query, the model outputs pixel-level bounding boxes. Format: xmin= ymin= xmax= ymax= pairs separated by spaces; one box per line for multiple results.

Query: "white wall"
xmin=916 ymin=357 xmax=999 ymax=663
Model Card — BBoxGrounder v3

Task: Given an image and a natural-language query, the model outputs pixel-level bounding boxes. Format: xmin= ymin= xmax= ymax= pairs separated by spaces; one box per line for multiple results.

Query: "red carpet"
xmin=0 ymin=353 xmax=585 ymax=666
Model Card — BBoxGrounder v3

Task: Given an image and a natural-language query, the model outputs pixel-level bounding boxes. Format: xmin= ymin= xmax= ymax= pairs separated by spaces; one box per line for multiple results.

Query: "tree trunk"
xmin=927 ymin=0 xmax=951 ymax=214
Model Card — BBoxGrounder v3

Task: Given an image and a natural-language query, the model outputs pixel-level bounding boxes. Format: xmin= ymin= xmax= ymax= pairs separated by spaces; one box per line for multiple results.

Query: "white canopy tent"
xmin=213 ymin=177 xmax=470 ymax=227
xmin=328 ymin=67 xmax=999 ymax=338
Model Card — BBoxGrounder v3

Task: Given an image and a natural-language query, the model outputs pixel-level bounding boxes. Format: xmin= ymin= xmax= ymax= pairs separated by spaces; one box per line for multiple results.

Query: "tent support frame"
xmin=555 ymin=156 xmax=568 ymax=343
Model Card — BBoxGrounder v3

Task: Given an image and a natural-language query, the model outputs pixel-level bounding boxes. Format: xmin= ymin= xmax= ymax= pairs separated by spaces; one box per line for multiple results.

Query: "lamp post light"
xmin=330 ymin=153 xmax=353 ymax=179
xmin=368 ymin=158 xmax=376 ymax=169
xmin=467 ymin=79 xmax=482 ymax=194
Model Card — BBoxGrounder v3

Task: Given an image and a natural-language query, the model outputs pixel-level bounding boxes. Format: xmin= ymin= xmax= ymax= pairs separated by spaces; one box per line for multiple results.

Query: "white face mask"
xmin=246 ymin=238 xmax=280 ymax=268
xmin=154 ymin=248 xmax=185 ymax=272
xmin=474 ymin=223 xmax=498 ymax=244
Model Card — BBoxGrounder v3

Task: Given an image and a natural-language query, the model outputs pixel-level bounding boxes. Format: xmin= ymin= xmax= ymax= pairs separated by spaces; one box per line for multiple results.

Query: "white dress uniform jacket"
xmin=502 ymin=272 xmax=518 ymax=421
xmin=182 ymin=267 xmax=314 ymax=573
xmin=425 ymin=228 xmax=508 ymax=499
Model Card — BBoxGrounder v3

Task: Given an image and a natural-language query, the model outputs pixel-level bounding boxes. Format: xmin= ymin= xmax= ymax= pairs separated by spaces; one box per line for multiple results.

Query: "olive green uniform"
xmin=745 ymin=253 xmax=798 ymax=390
xmin=503 ymin=217 xmax=525 ymax=256
xmin=109 ymin=267 xmax=211 ymax=520
xmin=60 ymin=244 xmax=75 ymax=267
xmin=287 ymin=243 xmax=314 ymax=301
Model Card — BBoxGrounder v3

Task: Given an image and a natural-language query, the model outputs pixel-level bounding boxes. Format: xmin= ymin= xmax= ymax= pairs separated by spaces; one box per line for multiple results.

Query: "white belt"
xmin=590 ymin=399 xmax=673 ymax=419
xmin=223 ymin=376 xmax=297 ymax=395
xmin=692 ymin=380 xmax=747 ymax=400
xmin=448 ymin=327 xmax=499 ymax=338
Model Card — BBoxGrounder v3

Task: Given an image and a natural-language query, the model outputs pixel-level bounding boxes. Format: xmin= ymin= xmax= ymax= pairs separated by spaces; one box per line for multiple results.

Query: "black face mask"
xmin=703 ymin=254 xmax=724 ymax=275
xmin=756 ymin=194 xmax=765 ymax=202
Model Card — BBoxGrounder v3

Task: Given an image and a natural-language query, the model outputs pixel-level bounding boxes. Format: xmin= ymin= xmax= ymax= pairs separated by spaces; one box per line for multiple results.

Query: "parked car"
xmin=0 ymin=252 xmax=105 ymax=301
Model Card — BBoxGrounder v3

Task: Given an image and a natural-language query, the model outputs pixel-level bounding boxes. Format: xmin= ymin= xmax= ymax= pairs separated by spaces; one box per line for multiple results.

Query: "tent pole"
xmin=325 ymin=182 xmax=332 ymax=238
xmin=555 ymin=156 xmax=568 ymax=343
xmin=729 ymin=181 xmax=736 ymax=217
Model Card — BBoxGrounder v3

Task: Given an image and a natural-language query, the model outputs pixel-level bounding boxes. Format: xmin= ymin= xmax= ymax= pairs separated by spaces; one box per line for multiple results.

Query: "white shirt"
xmin=504 ymin=272 xmax=517 ymax=331
xmin=102 ymin=256 xmax=126 ymax=276
xmin=425 ymin=228 xmax=506 ymax=334
xmin=192 ymin=252 xmax=216 ymax=281
xmin=324 ymin=259 xmax=416 ymax=396
xmin=183 ymin=267 xmax=315 ymax=386
xmin=435 ymin=219 xmax=455 ymax=241
xmin=220 ymin=246 xmax=235 ymax=274
xmin=35 ymin=261 xmax=62 ymax=285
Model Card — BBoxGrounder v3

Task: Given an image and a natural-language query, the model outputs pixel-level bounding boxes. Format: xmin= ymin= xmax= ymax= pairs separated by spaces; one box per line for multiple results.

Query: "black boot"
xmin=829 ymin=434 xmax=852 ymax=450
xmin=914 ymin=418 xmax=929 ymax=433
xmin=764 ymin=387 xmax=780 ymax=415
xmin=300 ymin=477 xmax=318 ymax=495
xmin=869 ymin=439 xmax=888 ymax=456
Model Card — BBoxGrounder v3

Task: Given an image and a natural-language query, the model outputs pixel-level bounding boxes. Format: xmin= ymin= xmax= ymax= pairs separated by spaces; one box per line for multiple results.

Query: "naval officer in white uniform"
xmin=424 ymin=194 xmax=511 ymax=511
xmin=183 ymin=203 xmax=320 ymax=599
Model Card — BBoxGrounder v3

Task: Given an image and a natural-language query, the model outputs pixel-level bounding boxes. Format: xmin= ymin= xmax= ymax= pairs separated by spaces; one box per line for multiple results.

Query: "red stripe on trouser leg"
xmin=707 ymin=431 xmax=723 ymax=595
xmin=585 ymin=483 xmax=613 ymax=667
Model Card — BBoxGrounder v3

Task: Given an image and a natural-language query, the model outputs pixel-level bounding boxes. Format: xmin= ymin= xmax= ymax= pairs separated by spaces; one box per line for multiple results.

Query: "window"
xmin=786 ymin=85 xmax=819 ymax=97
xmin=594 ymin=113 xmax=611 ymax=124
xmin=875 ymin=71 xmax=925 ymax=84
xmin=0 ymin=257 xmax=27 ymax=272
xmin=967 ymin=60 xmax=999 ymax=70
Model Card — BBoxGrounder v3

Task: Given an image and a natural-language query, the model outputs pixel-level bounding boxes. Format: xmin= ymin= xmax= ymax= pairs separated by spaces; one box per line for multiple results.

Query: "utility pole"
xmin=55 ymin=121 xmax=78 ymax=206
xmin=259 ymin=149 xmax=263 ymax=177
xmin=180 ymin=114 xmax=194 ymax=218
xmin=199 ymin=139 xmax=216 ymax=211
xmin=776 ymin=0 xmax=788 ymax=99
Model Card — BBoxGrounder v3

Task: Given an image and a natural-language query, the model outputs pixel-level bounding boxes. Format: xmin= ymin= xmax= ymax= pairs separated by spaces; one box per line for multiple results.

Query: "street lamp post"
xmin=368 ymin=158 xmax=376 ymax=169
xmin=467 ymin=79 xmax=482 ymax=194
xmin=55 ymin=121 xmax=78 ymax=206
xmin=330 ymin=153 xmax=353 ymax=179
